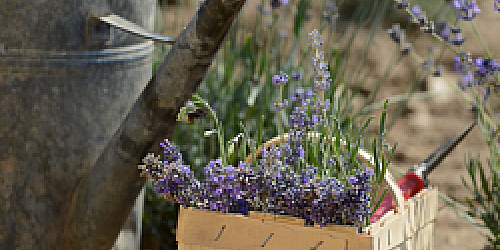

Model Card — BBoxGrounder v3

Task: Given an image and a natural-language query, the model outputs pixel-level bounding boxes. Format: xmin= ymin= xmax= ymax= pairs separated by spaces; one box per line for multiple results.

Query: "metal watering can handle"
xmin=87 ymin=14 xmax=177 ymax=45
xmin=244 ymin=132 xmax=406 ymax=217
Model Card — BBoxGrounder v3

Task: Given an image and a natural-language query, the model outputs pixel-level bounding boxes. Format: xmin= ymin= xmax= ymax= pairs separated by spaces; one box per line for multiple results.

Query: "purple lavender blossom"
xmin=273 ymin=71 xmax=289 ymax=85
xmin=394 ymin=0 xmax=410 ymax=9
xmin=271 ymin=0 xmax=288 ymax=9
xmin=433 ymin=65 xmax=444 ymax=77
xmin=454 ymin=51 xmax=499 ymax=90
xmin=423 ymin=57 xmax=435 ymax=71
xmin=401 ymin=42 xmax=413 ymax=55
xmin=409 ymin=5 xmax=427 ymax=25
xmin=290 ymin=87 xmax=315 ymax=106
xmin=292 ymin=70 xmax=303 ymax=80
xmin=140 ymin=149 xmax=375 ymax=227
xmin=308 ymin=29 xmax=324 ymax=48
xmin=453 ymin=0 xmax=481 ymax=20
xmin=437 ymin=21 xmax=451 ymax=42
xmin=450 ymin=32 xmax=466 ymax=46
xmin=422 ymin=20 xmax=435 ymax=34
xmin=160 ymin=139 xmax=183 ymax=164
xmin=388 ymin=23 xmax=405 ymax=44
xmin=474 ymin=57 xmax=500 ymax=84
xmin=484 ymin=86 xmax=492 ymax=102
xmin=322 ymin=0 xmax=339 ymax=23
xmin=273 ymin=99 xmax=289 ymax=111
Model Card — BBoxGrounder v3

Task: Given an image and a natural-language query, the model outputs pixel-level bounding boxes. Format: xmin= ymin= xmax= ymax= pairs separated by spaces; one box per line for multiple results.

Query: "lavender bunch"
xmin=269 ymin=29 xmax=377 ymax=182
xmin=139 ymin=140 xmax=376 ymax=230
xmin=140 ymin=27 xmax=395 ymax=231
xmin=140 ymin=153 xmax=256 ymax=214
xmin=257 ymin=29 xmax=393 ymax=227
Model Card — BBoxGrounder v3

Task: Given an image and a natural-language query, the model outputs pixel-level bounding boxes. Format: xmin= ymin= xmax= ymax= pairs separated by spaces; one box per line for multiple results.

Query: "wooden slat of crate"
xmin=370 ymin=209 xmax=407 ymax=250
xmin=404 ymin=205 xmax=413 ymax=250
xmin=364 ymin=209 xmax=396 ymax=236
xmin=177 ymin=206 xmax=373 ymax=250
xmin=412 ymin=228 xmax=419 ymax=250
xmin=422 ymin=191 xmax=428 ymax=230
xmin=252 ymin=227 xmax=337 ymax=250
xmin=322 ymin=223 xmax=359 ymax=234
xmin=428 ymin=187 xmax=438 ymax=224
xmin=397 ymin=190 xmax=436 ymax=250
xmin=419 ymin=187 xmax=438 ymax=250
xmin=413 ymin=193 xmax=421 ymax=233
xmin=248 ymin=211 xmax=306 ymax=226
xmin=180 ymin=235 xmax=363 ymax=250
xmin=364 ymin=188 xmax=438 ymax=250
xmin=407 ymin=196 xmax=416 ymax=236
xmin=177 ymin=207 xmax=275 ymax=250
xmin=325 ymin=230 xmax=374 ymax=250
xmin=429 ymin=220 xmax=435 ymax=250
xmin=423 ymin=224 xmax=430 ymax=250
xmin=417 ymin=191 xmax=425 ymax=231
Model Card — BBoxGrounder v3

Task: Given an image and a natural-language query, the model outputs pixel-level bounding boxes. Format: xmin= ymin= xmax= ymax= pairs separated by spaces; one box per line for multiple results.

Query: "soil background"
xmin=155 ymin=0 xmax=500 ymax=249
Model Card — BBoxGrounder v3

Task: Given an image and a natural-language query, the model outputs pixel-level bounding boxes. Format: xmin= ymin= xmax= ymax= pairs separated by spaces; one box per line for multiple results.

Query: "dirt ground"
xmin=157 ymin=0 xmax=499 ymax=249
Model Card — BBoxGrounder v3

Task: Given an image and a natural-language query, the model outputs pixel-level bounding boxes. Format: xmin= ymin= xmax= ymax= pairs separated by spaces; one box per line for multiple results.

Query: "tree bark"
xmin=59 ymin=0 xmax=247 ymax=249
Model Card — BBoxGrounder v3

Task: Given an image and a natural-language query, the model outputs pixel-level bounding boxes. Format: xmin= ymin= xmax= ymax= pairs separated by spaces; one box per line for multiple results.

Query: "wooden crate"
xmin=176 ymin=186 xmax=437 ymax=250
xmin=175 ymin=133 xmax=439 ymax=250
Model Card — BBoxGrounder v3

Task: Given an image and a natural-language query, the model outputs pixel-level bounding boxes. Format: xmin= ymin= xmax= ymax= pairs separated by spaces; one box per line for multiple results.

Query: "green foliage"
xmin=461 ymin=154 xmax=500 ymax=249
xmin=293 ymin=0 xmax=309 ymax=37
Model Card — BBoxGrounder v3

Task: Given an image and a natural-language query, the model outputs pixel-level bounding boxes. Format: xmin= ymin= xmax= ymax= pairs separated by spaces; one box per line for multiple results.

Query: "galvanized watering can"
xmin=0 ymin=0 xmax=246 ymax=249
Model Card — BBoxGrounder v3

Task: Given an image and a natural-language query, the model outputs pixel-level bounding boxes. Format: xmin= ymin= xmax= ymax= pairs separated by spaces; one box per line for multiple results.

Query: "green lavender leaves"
xmin=461 ymin=153 xmax=500 ymax=249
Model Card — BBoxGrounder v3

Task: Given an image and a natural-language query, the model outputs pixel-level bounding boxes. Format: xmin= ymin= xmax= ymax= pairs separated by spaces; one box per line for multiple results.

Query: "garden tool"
xmin=371 ymin=120 xmax=477 ymax=223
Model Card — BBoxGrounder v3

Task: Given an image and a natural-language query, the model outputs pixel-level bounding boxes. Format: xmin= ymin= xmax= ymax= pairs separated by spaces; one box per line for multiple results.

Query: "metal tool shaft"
xmin=413 ymin=120 xmax=477 ymax=180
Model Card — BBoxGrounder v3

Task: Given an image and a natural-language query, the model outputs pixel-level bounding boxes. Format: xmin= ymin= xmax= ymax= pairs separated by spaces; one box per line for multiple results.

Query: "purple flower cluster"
xmin=160 ymin=139 xmax=183 ymax=164
xmin=408 ymin=5 xmax=427 ymax=25
xmin=273 ymin=72 xmax=326 ymax=165
xmin=139 ymin=147 xmax=375 ymax=228
xmin=422 ymin=56 xmax=444 ymax=77
xmin=273 ymin=71 xmax=289 ymax=86
xmin=454 ymin=51 xmax=499 ymax=102
xmin=287 ymin=87 xmax=324 ymax=165
xmin=140 ymin=155 xmax=258 ymax=214
xmin=270 ymin=0 xmax=288 ymax=9
xmin=322 ymin=1 xmax=339 ymax=24
xmin=394 ymin=0 xmax=409 ymax=10
xmin=436 ymin=21 xmax=466 ymax=46
xmin=389 ymin=0 xmax=499 ymax=103
xmin=390 ymin=1 xmax=479 ymax=50
xmin=292 ymin=70 xmax=303 ymax=81
xmin=201 ymin=159 xmax=256 ymax=213
xmin=309 ymin=29 xmax=332 ymax=92
xmin=387 ymin=24 xmax=413 ymax=56
xmin=452 ymin=0 xmax=481 ymax=21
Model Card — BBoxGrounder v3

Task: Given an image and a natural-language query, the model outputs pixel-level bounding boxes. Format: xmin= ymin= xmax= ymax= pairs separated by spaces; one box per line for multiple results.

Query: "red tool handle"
xmin=370 ymin=171 xmax=426 ymax=224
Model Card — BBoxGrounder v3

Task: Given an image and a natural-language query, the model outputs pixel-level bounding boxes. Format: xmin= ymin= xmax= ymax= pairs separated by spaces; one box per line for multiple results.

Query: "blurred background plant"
xmin=141 ymin=0 xmax=499 ymax=249
xmin=460 ymin=152 xmax=500 ymax=250
xmin=380 ymin=1 xmax=500 ymax=249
